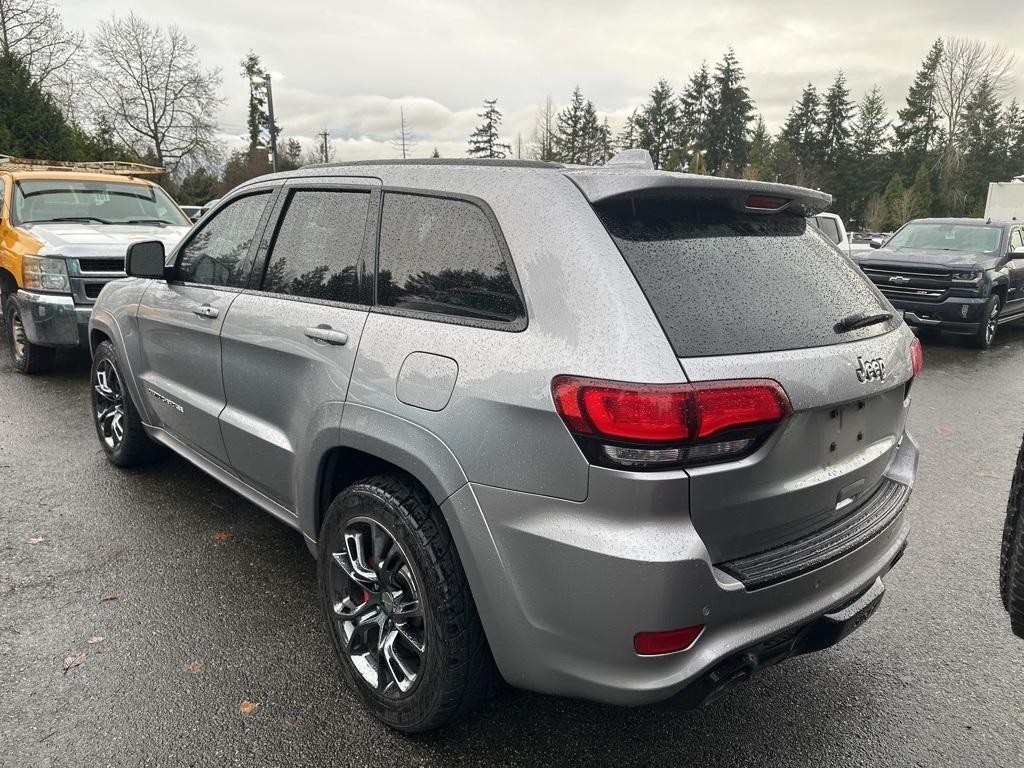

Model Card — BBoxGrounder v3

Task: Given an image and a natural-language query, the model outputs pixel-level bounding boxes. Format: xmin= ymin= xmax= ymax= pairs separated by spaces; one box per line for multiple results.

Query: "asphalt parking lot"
xmin=2 ymin=327 xmax=1024 ymax=768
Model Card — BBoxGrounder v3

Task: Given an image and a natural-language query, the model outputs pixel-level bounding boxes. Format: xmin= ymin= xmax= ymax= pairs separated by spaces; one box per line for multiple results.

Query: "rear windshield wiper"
xmin=22 ymin=216 xmax=113 ymax=225
xmin=835 ymin=311 xmax=894 ymax=333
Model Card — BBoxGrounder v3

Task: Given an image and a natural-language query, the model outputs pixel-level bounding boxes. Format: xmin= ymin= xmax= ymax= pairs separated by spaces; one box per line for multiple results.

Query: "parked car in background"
xmin=851 ymin=231 xmax=889 ymax=253
xmin=852 ymin=218 xmax=1024 ymax=348
xmin=179 ymin=205 xmax=203 ymax=223
xmin=89 ymin=155 xmax=919 ymax=731
xmin=199 ymin=198 xmax=220 ymax=218
xmin=0 ymin=162 xmax=192 ymax=373
xmin=985 ymin=181 xmax=1024 ymax=223
xmin=808 ymin=212 xmax=850 ymax=255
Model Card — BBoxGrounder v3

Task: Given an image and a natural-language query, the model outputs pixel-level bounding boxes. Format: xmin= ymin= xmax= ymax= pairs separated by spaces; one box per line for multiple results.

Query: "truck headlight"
xmin=22 ymin=255 xmax=70 ymax=293
xmin=952 ymin=271 xmax=983 ymax=281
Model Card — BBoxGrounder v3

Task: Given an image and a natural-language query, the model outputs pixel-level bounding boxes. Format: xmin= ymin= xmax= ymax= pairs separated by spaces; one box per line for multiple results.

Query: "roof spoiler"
xmin=567 ymin=165 xmax=832 ymax=216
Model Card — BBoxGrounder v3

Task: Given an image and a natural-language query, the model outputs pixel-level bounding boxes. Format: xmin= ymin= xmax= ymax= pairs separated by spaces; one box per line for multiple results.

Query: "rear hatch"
xmin=581 ymin=175 xmax=913 ymax=563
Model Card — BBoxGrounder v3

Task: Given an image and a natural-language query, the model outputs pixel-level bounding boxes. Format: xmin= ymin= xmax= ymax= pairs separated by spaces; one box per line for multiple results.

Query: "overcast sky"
xmin=59 ymin=0 xmax=1024 ymax=162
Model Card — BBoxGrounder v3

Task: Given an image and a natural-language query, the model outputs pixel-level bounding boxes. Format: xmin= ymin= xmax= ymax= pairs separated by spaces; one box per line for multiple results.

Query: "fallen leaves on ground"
xmin=87 ymin=636 xmax=104 ymax=644
xmin=27 ymin=536 xmax=45 ymax=545
xmin=283 ymin=715 xmax=305 ymax=727
xmin=184 ymin=660 xmax=204 ymax=674
xmin=239 ymin=699 xmax=260 ymax=716
xmin=0 ymin=582 xmax=12 ymax=595
xmin=98 ymin=592 xmax=118 ymax=603
xmin=212 ymin=531 xmax=233 ymax=542
xmin=63 ymin=652 xmax=86 ymax=674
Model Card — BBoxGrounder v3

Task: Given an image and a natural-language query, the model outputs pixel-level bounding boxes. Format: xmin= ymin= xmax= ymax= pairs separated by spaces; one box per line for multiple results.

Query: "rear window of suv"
xmin=596 ymin=195 xmax=896 ymax=357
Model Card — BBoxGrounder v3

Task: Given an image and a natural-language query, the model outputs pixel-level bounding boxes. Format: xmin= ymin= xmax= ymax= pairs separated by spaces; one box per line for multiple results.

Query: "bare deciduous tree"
xmin=935 ymin=37 xmax=1018 ymax=147
xmin=0 ymin=0 xmax=82 ymax=86
xmin=86 ymin=12 xmax=222 ymax=172
xmin=529 ymin=96 xmax=557 ymax=161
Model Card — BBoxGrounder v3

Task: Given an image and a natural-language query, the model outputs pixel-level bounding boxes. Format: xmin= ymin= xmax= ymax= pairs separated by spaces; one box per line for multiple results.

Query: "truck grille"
xmin=78 ymin=258 xmax=126 ymax=273
xmin=860 ymin=265 xmax=951 ymax=303
xmin=717 ymin=478 xmax=911 ymax=589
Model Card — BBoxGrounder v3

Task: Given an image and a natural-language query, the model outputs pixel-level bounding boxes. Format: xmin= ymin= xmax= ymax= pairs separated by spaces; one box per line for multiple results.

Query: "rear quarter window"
xmin=376 ymin=192 xmax=526 ymax=326
xmin=595 ymin=195 xmax=896 ymax=357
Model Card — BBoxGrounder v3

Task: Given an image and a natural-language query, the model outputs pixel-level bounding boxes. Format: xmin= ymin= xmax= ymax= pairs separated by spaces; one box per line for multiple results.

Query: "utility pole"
xmin=265 ymin=73 xmax=278 ymax=172
xmin=399 ymin=107 xmax=407 ymax=159
xmin=317 ymin=129 xmax=331 ymax=163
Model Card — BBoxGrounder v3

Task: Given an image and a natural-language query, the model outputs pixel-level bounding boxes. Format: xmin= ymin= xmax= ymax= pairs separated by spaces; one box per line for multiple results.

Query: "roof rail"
xmin=0 ymin=154 xmax=165 ymax=177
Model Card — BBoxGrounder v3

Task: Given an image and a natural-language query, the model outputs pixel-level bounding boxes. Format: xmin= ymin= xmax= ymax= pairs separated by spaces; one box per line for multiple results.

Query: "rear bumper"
xmin=889 ymin=295 xmax=987 ymax=335
xmin=445 ymin=433 xmax=917 ymax=706
xmin=13 ymin=290 xmax=90 ymax=348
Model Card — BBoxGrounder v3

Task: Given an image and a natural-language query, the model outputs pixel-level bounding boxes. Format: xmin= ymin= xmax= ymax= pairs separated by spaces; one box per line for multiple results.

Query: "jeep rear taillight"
xmin=551 ymin=376 xmax=791 ymax=469
xmin=910 ymin=337 xmax=923 ymax=378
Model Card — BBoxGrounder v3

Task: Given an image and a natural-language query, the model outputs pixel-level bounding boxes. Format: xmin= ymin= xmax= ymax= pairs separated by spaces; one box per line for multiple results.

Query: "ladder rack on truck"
xmin=0 ymin=154 xmax=165 ymax=178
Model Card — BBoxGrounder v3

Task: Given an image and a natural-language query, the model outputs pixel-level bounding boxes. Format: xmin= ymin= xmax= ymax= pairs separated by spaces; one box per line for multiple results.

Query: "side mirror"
xmin=870 ymin=237 xmax=884 ymax=249
xmin=126 ymin=240 xmax=167 ymax=279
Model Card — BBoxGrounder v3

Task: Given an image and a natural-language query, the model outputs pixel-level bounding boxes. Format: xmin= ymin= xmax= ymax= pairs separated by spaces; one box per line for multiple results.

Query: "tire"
xmin=1001 ymin=433 xmax=1024 ymax=638
xmin=318 ymin=473 xmax=495 ymax=732
xmin=969 ymin=295 xmax=1001 ymax=349
xmin=90 ymin=341 xmax=161 ymax=467
xmin=4 ymin=295 xmax=56 ymax=374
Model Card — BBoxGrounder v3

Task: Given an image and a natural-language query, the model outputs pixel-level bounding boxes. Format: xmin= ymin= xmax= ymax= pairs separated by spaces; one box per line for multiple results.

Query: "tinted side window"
xmin=377 ymin=193 xmax=525 ymax=324
xmin=176 ymin=193 xmax=269 ymax=287
xmin=260 ymin=189 xmax=370 ymax=303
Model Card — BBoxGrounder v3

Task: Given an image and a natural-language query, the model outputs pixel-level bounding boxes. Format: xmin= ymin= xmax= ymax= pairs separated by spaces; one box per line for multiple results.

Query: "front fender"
xmin=89 ymin=280 xmax=152 ymax=423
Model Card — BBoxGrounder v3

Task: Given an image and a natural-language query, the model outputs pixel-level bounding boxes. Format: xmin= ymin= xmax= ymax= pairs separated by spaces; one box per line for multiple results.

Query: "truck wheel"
xmin=318 ymin=473 xmax=495 ymax=732
xmin=4 ymin=295 xmax=55 ymax=374
xmin=1001 ymin=433 xmax=1024 ymax=638
xmin=969 ymin=295 xmax=1001 ymax=349
xmin=90 ymin=341 xmax=161 ymax=466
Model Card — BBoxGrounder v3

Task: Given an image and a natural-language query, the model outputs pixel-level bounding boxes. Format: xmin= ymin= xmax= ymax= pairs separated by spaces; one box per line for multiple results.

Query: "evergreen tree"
xmin=780 ymin=83 xmax=823 ymax=175
xmin=882 ymin=173 xmax=910 ymax=229
xmin=678 ymin=62 xmax=714 ymax=154
xmin=617 ymin=109 xmax=640 ymax=149
xmin=595 ymin=117 xmax=617 ymax=164
xmin=744 ymin=115 xmax=772 ymax=180
xmin=554 ymin=86 xmax=587 ymax=164
xmin=909 ymin=164 xmax=933 ymax=218
xmin=821 ymin=72 xmax=855 ymax=161
xmin=634 ymin=79 xmax=678 ymax=169
xmin=467 ymin=98 xmax=512 ymax=158
xmin=851 ymin=86 xmax=890 ymax=158
xmin=847 ymin=86 xmax=892 ymax=225
xmin=177 ymin=167 xmax=218 ymax=205
xmin=894 ymin=39 xmax=943 ymax=162
xmin=240 ymin=52 xmax=278 ymax=151
xmin=705 ymin=48 xmax=753 ymax=175
xmin=961 ymin=78 xmax=1007 ymax=212
xmin=1005 ymin=100 xmax=1024 ymax=173
xmin=0 ymin=54 xmax=76 ymax=159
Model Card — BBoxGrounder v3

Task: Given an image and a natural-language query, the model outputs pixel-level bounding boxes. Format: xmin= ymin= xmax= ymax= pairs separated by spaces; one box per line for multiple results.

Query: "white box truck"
xmin=985 ymin=180 xmax=1024 ymax=222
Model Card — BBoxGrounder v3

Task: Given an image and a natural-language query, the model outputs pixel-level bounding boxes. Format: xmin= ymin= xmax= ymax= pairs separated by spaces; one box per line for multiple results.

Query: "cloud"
xmin=60 ymin=0 xmax=1024 ymax=163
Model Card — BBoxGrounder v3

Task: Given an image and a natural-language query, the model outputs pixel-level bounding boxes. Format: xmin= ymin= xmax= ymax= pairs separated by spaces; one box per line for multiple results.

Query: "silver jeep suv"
xmin=88 ymin=156 xmax=920 ymax=731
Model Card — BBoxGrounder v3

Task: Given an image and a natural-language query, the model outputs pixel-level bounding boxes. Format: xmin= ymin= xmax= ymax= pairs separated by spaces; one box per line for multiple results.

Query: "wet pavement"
xmin=2 ymin=327 xmax=1024 ymax=768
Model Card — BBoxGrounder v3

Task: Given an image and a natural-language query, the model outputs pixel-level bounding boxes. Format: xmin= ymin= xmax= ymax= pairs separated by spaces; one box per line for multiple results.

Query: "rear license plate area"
xmin=821 ymin=399 xmax=872 ymax=466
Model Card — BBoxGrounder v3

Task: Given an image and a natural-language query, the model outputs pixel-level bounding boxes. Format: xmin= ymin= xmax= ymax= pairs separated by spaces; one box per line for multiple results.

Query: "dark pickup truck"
xmin=851 ymin=218 xmax=1024 ymax=348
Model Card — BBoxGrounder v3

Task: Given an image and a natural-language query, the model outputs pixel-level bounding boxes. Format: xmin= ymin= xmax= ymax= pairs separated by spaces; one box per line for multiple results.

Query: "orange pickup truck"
xmin=0 ymin=160 xmax=192 ymax=373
